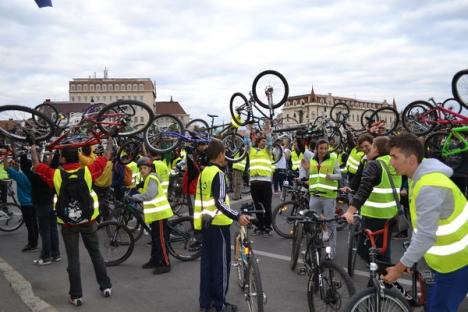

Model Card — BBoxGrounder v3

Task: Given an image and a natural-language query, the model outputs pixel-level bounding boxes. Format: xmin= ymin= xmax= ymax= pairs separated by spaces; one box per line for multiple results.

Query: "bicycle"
xmin=233 ymin=203 xmax=267 ymax=312
xmin=0 ymin=179 xmax=24 ymax=232
xmin=96 ymin=196 xmax=200 ymax=266
xmin=402 ymin=97 xmax=468 ymax=136
xmin=451 ymin=68 xmax=468 ymax=109
xmin=424 ymin=125 xmax=468 ymax=171
xmin=229 ymin=70 xmax=289 ymax=127
xmin=288 ymin=210 xmax=356 ymax=312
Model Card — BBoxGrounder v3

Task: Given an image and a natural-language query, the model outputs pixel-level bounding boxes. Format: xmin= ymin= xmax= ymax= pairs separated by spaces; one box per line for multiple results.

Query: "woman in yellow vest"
xmin=308 ymin=138 xmax=342 ymax=259
xmin=132 ymin=157 xmax=173 ymax=275
xmin=384 ymin=134 xmax=468 ymax=312
xmin=194 ymin=139 xmax=250 ymax=312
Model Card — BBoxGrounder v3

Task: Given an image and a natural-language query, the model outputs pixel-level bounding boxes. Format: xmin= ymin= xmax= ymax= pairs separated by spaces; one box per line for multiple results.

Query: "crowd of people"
xmin=0 ymin=117 xmax=467 ymax=311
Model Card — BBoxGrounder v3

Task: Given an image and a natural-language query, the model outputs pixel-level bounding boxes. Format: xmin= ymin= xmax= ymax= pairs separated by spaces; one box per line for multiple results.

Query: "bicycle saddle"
xmin=207 ymin=114 xmax=218 ymax=118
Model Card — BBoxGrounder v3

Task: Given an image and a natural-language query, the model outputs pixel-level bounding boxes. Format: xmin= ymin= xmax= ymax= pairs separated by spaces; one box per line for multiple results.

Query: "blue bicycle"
xmin=144 ymin=114 xmax=248 ymax=163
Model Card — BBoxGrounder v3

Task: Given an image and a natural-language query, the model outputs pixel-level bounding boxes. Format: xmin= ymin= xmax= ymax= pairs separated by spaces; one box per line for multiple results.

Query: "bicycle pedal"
xmin=296 ymin=267 xmax=307 ymax=276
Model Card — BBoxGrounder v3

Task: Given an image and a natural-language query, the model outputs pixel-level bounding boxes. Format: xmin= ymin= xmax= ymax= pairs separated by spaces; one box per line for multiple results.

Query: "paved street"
xmin=1 ymin=194 xmax=467 ymax=311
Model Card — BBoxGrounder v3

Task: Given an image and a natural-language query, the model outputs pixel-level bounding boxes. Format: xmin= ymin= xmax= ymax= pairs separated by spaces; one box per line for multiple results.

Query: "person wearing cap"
xmin=133 ymin=157 xmax=174 ymax=275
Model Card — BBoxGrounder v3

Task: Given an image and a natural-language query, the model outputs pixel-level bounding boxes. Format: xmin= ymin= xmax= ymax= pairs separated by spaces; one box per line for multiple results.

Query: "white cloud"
xmin=0 ymin=0 xmax=467 ymax=119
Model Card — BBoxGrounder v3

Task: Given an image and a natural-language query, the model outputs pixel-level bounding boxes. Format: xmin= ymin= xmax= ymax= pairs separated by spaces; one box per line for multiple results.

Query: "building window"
xmin=139 ymin=96 xmax=143 ymax=100
xmin=96 ymin=84 xmax=101 ymax=91
xmin=70 ymin=85 xmax=75 ymax=91
xmin=134 ymin=116 xmax=138 ymax=123
xmin=103 ymin=95 xmax=106 ymax=101
xmin=71 ymin=96 xmax=75 ymax=101
xmin=286 ymin=113 xmax=289 ymax=118
xmin=102 ymin=84 xmax=107 ymax=91
xmin=133 ymin=84 xmax=138 ymax=91
xmin=109 ymin=95 xmax=113 ymax=101
xmin=83 ymin=84 xmax=88 ymax=91
xmin=78 ymin=95 xmax=81 ymax=101
xmin=127 ymin=84 xmax=131 ymax=90
xmin=84 ymin=96 xmax=88 ymax=101
xmin=115 ymin=84 xmax=119 ymax=91
xmin=121 ymin=84 xmax=125 ymax=90
xmin=97 ymin=96 xmax=100 ymax=101
xmin=77 ymin=84 xmax=82 ymax=91
xmin=133 ymin=95 xmax=137 ymax=100
xmin=140 ymin=116 xmax=144 ymax=123
xmin=90 ymin=84 xmax=95 ymax=91
xmin=108 ymin=84 xmax=113 ymax=91
xmin=139 ymin=83 xmax=144 ymax=91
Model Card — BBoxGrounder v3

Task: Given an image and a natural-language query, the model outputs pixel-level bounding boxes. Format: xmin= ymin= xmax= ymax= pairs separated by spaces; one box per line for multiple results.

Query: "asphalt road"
xmin=1 ymin=194 xmax=467 ymax=312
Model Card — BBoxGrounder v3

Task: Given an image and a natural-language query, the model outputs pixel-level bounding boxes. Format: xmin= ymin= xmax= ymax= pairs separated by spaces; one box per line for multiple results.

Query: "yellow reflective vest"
xmin=309 ymin=157 xmax=339 ymax=199
xmin=345 ymin=147 xmax=364 ymax=175
xmin=193 ymin=165 xmax=233 ymax=230
xmin=291 ymin=150 xmax=303 ymax=171
xmin=409 ymin=172 xmax=468 ymax=273
xmin=137 ymin=173 xmax=173 ymax=223
xmin=153 ymin=160 xmax=170 ymax=195
xmin=249 ymin=147 xmax=274 ymax=178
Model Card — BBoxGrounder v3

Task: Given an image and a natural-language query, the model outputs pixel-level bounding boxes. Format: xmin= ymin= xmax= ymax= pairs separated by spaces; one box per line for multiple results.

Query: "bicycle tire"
xmin=185 ymin=119 xmax=210 ymax=134
xmin=145 ymin=114 xmax=184 ymax=154
xmin=167 ymin=216 xmax=201 ymax=261
xmin=34 ymin=103 xmax=58 ymax=126
xmin=252 ymin=70 xmax=289 ymax=109
xmin=234 ymin=233 xmax=246 ymax=289
xmin=360 ymin=109 xmax=375 ymax=129
xmin=344 ymin=286 xmax=411 ymax=312
xmin=271 ymin=141 xmax=283 ymax=165
xmin=442 ymin=98 xmax=463 ymax=115
xmin=308 ymin=260 xmax=356 ymax=312
xmin=290 ymin=222 xmax=304 ymax=271
xmin=97 ymin=221 xmax=135 ymax=266
xmin=229 ymin=92 xmax=251 ymax=126
xmin=0 ymin=203 xmax=23 ymax=232
xmin=0 ymin=105 xmax=56 ymax=142
xmin=369 ymin=106 xmax=400 ymax=135
xmin=402 ymin=101 xmax=437 ymax=136
xmin=272 ymin=201 xmax=297 ymax=239
xmin=223 ymin=133 xmax=248 ymax=163
xmin=274 ymin=116 xmax=299 ymax=131
xmin=347 ymin=223 xmax=360 ymax=277
xmin=171 ymin=201 xmax=190 ymax=217
xmin=82 ymin=103 xmax=107 ymax=121
xmin=424 ymin=131 xmax=465 ymax=171
xmin=117 ymin=138 xmax=142 ymax=165
xmin=247 ymin=255 xmax=265 ymax=312
xmin=330 ymin=102 xmax=350 ymax=122
xmin=122 ymin=210 xmax=145 ymax=243
xmin=451 ymin=68 xmax=468 ymax=109
xmin=325 ymin=126 xmax=343 ymax=153
xmin=97 ymin=100 xmax=153 ymax=136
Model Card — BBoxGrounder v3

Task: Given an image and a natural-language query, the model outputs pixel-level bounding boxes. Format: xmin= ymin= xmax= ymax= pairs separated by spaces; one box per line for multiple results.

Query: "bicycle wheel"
xmin=82 ymin=103 xmax=106 ymax=121
xmin=274 ymin=116 xmax=299 ymax=131
xmin=360 ymin=109 xmax=375 ymax=129
xmin=167 ymin=216 xmax=201 ymax=261
xmin=223 ymin=133 xmax=248 ymax=163
xmin=0 ymin=105 xmax=55 ymax=142
xmin=271 ymin=141 xmax=283 ymax=165
xmin=34 ymin=103 xmax=58 ymax=127
xmin=330 ymin=102 xmax=350 ymax=122
xmin=96 ymin=221 xmax=134 ymax=266
xmin=121 ymin=210 xmax=145 ymax=243
xmin=424 ymin=131 xmax=465 ymax=171
xmin=117 ymin=139 xmax=142 ymax=165
xmin=308 ymin=261 xmax=356 ymax=312
xmin=272 ymin=201 xmax=298 ymax=239
xmin=145 ymin=114 xmax=184 ymax=153
xmin=442 ymin=98 xmax=463 ymax=115
xmin=247 ymin=255 xmax=265 ymax=312
xmin=369 ymin=106 xmax=400 ymax=135
xmin=185 ymin=119 xmax=210 ymax=135
xmin=229 ymin=92 xmax=251 ymax=126
xmin=402 ymin=101 xmax=437 ymax=136
xmin=97 ymin=100 xmax=153 ymax=136
xmin=0 ymin=203 xmax=23 ymax=232
xmin=233 ymin=233 xmax=246 ymax=289
xmin=325 ymin=127 xmax=343 ymax=153
xmin=290 ymin=222 xmax=304 ymax=271
xmin=452 ymin=69 xmax=468 ymax=109
xmin=252 ymin=70 xmax=289 ymax=109
xmin=347 ymin=223 xmax=360 ymax=277
xmin=344 ymin=287 xmax=411 ymax=312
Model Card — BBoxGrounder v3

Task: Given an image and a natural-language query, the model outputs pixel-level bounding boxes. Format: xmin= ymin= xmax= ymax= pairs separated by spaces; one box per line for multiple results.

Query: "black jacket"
xmin=350 ymin=157 xmax=384 ymax=210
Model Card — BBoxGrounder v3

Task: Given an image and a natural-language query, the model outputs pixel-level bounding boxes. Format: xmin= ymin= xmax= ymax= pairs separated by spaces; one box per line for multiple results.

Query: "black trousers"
xmin=61 ymin=222 xmax=111 ymax=299
xmin=199 ymin=226 xmax=231 ymax=311
xmin=93 ymin=185 xmax=111 ymax=222
xmin=273 ymin=170 xmax=287 ymax=192
xmin=149 ymin=219 xmax=170 ymax=267
xmin=37 ymin=207 xmax=60 ymax=259
xmin=20 ymin=205 xmax=38 ymax=248
xmin=250 ymin=181 xmax=273 ymax=230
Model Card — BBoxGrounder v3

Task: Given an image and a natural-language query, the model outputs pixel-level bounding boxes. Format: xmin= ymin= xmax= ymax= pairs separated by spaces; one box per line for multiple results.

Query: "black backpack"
xmin=55 ymin=168 xmax=94 ymax=224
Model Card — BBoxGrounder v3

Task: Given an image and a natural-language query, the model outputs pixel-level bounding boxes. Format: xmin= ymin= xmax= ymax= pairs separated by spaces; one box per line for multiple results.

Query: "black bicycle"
xmin=97 ymin=196 xmax=200 ymax=266
xmin=0 ymin=179 xmax=23 ymax=232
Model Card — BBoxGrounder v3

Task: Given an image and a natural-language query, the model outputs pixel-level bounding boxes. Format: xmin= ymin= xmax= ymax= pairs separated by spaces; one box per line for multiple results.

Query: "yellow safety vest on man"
xmin=137 ymin=173 xmax=173 ymax=224
xmin=361 ymin=155 xmax=402 ymax=219
xmin=409 ymin=172 xmax=468 ymax=273
xmin=308 ymin=157 xmax=339 ymax=199
xmin=193 ymin=166 xmax=233 ymax=230
xmin=232 ymin=155 xmax=247 ymax=172
xmin=249 ymin=147 xmax=274 ymax=178
xmin=345 ymin=147 xmax=364 ymax=175
xmin=290 ymin=150 xmax=303 ymax=171
xmin=153 ymin=160 xmax=170 ymax=195
xmin=52 ymin=167 xmax=99 ymax=224
xmin=127 ymin=161 xmax=140 ymax=186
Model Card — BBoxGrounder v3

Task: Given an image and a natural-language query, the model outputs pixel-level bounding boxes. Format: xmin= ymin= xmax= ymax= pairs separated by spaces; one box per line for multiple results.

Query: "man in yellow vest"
xmin=308 ymin=138 xmax=342 ymax=258
xmin=343 ymin=136 xmax=402 ymax=263
xmin=132 ymin=157 xmax=173 ymax=275
xmin=194 ymin=139 xmax=250 ymax=312
xmin=31 ymin=140 xmax=113 ymax=306
xmin=384 ymin=134 xmax=467 ymax=312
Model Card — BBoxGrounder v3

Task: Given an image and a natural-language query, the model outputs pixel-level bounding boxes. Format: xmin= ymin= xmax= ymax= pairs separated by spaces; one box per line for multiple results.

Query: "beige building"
xmin=68 ymin=70 xmax=157 ymax=127
xmin=280 ymin=87 xmax=397 ymax=129
xmin=155 ymin=98 xmax=190 ymax=126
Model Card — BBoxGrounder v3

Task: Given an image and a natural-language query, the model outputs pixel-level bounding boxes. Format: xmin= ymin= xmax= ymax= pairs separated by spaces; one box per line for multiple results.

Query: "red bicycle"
xmin=402 ymin=97 xmax=468 ymax=136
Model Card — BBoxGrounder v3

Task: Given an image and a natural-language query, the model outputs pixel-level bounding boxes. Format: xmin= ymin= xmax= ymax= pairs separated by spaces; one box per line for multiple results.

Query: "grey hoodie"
xmin=400 ymin=158 xmax=454 ymax=268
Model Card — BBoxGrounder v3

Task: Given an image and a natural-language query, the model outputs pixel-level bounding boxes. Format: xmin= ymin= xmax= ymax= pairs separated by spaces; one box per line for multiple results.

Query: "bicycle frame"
xmin=442 ymin=126 xmax=468 ymax=157
xmin=46 ymin=127 xmax=107 ymax=150
xmin=420 ymin=103 xmax=468 ymax=126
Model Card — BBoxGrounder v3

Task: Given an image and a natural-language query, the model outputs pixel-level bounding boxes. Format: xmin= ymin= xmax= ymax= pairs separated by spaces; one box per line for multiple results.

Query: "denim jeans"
xmin=37 ymin=207 xmax=60 ymax=259
xmin=61 ymin=222 xmax=111 ymax=299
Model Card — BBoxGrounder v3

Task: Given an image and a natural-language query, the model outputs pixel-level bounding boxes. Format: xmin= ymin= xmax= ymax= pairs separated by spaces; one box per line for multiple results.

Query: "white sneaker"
xmin=322 ymin=229 xmax=330 ymax=242
xmin=102 ymin=288 xmax=111 ymax=298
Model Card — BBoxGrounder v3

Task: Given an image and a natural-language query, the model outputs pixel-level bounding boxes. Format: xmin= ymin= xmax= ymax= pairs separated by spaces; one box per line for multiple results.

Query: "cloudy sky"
xmin=0 ymin=0 xmax=467 ymax=120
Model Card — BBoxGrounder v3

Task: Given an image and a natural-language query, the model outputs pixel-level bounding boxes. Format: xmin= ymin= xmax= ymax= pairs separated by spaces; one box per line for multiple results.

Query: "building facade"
xmin=155 ymin=98 xmax=190 ymax=126
xmin=280 ymin=87 xmax=396 ymax=129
